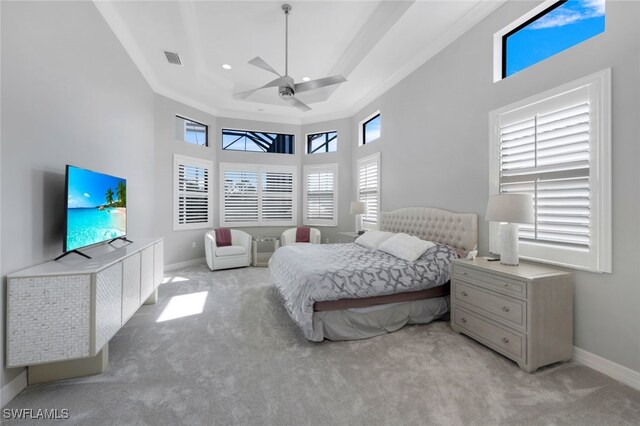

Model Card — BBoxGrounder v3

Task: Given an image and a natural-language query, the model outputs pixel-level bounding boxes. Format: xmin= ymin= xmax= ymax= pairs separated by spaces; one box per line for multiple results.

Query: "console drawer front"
xmin=453 ymin=264 xmax=527 ymax=299
xmin=454 ymin=281 xmax=526 ymax=331
xmin=453 ymin=307 xmax=525 ymax=361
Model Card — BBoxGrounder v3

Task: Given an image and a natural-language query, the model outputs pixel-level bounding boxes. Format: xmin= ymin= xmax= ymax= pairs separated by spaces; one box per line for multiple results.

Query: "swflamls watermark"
xmin=2 ymin=408 xmax=70 ymax=420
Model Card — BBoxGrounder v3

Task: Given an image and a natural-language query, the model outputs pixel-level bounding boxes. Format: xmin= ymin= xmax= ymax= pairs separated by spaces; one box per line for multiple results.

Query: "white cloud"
xmin=530 ymin=0 xmax=604 ymax=30
xmin=83 ymin=192 xmax=91 ymax=198
xmin=584 ymin=0 xmax=605 ymax=17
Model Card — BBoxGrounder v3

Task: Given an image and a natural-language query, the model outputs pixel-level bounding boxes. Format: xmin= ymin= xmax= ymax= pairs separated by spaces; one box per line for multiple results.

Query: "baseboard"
xmin=1 ymin=370 xmax=27 ymax=408
xmin=165 ymin=257 xmax=205 ymax=272
xmin=573 ymin=346 xmax=640 ymax=391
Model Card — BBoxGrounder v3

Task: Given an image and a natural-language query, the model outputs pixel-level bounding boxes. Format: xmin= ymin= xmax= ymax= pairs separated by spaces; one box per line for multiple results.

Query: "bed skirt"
xmin=309 ymin=296 xmax=450 ymax=341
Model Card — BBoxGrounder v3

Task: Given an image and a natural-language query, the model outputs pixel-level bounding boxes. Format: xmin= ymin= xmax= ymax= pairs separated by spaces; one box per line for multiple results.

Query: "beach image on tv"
xmin=66 ymin=166 xmax=126 ymax=251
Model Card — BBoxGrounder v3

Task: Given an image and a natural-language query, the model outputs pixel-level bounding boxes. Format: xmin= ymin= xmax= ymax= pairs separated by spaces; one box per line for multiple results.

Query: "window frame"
xmin=359 ymin=111 xmax=381 ymax=146
xmin=357 ymin=152 xmax=381 ymax=230
xmin=173 ymin=154 xmax=213 ymax=231
xmin=488 ymin=69 xmax=611 ymax=273
xmin=219 ymin=163 xmax=298 ymax=227
xmin=306 ymin=130 xmax=338 ymax=154
xmin=303 ymin=163 xmax=339 ymax=227
xmin=493 ymin=0 xmax=605 ymax=82
xmin=501 ymin=0 xmax=567 ymax=80
xmin=221 ymin=128 xmax=295 ymax=154
xmin=177 ymin=115 xmax=208 ymax=147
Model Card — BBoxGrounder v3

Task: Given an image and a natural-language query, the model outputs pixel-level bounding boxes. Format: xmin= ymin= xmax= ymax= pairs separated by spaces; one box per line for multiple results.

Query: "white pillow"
xmin=377 ymin=233 xmax=436 ymax=262
xmin=354 ymin=231 xmax=394 ymax=250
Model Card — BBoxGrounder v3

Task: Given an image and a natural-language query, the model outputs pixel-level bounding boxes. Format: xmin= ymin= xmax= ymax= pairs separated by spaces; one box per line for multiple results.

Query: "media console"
xmin=6 ymin=238 xmax=164 ymax=384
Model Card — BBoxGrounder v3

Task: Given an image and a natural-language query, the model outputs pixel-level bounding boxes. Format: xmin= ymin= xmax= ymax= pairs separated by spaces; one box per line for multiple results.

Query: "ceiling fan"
xmin=235 ymin=4 xmax=347 ymax=112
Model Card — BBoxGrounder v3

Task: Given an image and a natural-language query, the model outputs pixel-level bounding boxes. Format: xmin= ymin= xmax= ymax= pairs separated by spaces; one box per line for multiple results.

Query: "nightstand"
xmin=450 ymin=258 xmax=572 ymax=373
xmin=338 ymin=231 xmax=360 ymax=243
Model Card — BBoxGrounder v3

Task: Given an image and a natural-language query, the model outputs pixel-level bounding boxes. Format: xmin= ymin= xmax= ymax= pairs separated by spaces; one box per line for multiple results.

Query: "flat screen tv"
xmin=63 ymin=165 xmax=127 ymax=254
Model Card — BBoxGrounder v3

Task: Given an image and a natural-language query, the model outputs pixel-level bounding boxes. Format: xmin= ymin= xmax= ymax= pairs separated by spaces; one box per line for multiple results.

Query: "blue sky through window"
xmin=363 ymin=114 xmax=381 ymax=144
xmin=505 ymin=0 xmax=605 ymax=77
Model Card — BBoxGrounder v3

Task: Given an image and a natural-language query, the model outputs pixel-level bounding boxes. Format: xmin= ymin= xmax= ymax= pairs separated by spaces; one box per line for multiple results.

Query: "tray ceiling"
xmin=95 ymin=1 xmax=507 ymax=124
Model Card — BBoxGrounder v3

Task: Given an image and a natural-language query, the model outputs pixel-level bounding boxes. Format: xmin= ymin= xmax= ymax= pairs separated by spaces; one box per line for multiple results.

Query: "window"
xmin=497 ymin=0 xmax=605 ymax=80
xmin=176 ymin=116 xmax=208 ymax=147
xmin=307 ymin=131 xmax=337 ymax=154
xmin=173 ymin=154 xmax=213 ymax=230
xmin=489 ymin=69 xmax=611 ymax=272
xmin=357 ymin=153 xmax=381 ymax=229
xmin=303 ymin=164 xmax=338 ymax=227
xmin=220 ymin=163 xmax=297 ymax=227
xmin=361 ymin=113 xmax=381 ymax=145
xmin=222 ymin=129 xmax=294 ymax=154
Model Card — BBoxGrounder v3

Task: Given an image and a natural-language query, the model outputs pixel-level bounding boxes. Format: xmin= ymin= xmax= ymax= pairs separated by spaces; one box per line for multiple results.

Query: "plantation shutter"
xmin=219 ymin=164 xmax=297 ymax=227
xmin=174 ymin=155 xmax=213 ymax=230
xmin=304 ymin=164 xmax=338 ymax=226
xmin=223 ymin=170 xmax=259 ymax=225
xmin=498 ymin=87 xmax=591 ymax=248
xmin=261 ymin=170 xmax=294 ymax=224
xmin=357 ymin=153 xmax=380 ymax=227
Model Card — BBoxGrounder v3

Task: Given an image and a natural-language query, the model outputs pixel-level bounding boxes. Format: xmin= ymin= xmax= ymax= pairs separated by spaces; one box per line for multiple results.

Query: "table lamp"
xmin=485 ymin=194 xmax=534 ymax=266
xmin=350 ymin=201 xmax=367 ymax=235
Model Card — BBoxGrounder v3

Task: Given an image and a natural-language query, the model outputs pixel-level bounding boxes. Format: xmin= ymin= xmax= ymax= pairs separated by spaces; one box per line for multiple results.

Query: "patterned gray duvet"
xmin=268 ymin=242 xmax=457 ymax=341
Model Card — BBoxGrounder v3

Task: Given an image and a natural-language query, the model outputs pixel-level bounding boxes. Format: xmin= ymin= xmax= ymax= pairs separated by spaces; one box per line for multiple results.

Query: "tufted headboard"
xmin=380 ymin=207 xmax=478 ymax=256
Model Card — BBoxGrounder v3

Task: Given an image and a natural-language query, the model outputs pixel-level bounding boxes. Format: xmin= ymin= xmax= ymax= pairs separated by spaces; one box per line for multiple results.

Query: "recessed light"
xmin=302 ymin=76 xmax=310 ymax=82
xmin=222 ymin=64 xmax=232 ymax=70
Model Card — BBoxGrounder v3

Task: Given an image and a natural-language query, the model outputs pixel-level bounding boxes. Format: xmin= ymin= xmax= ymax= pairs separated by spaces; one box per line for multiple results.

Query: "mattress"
xmin=268 ymin=242 xmax=457 ymax=341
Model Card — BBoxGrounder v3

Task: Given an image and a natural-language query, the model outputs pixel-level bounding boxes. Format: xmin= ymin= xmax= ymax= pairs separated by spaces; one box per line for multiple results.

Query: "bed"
xmin=269 ymin=207 xmax=478 ymax=341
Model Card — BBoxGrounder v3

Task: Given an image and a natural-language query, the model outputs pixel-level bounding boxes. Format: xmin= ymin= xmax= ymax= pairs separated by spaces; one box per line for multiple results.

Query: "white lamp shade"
xmin=485 ymin=194 xmax=534 ymax=224
xmin=350 ymin=201 xmax=367 ymax=215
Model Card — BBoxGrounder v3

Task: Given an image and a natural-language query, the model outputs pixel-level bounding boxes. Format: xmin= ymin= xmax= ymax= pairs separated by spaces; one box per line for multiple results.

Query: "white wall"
xmin=1 ymin=1 xmax=155 ymax=389
xmin=350 ymin=0 xmax=640 ymax=374
xmin=154 ymin=94 xmax=217 ymax=266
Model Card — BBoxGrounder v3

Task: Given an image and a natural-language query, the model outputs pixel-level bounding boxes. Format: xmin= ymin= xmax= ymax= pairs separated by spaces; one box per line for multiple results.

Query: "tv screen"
xmin=64 ymin=165 xmax=127 ymax=252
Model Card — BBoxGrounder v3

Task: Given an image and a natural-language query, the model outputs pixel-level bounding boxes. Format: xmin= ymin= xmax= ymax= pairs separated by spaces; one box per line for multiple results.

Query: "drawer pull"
xmin=502 ymin=306 xmax=510 ymax=312
xmin=502 ymin=337 xmax=509 ymax=343
xmin=462 ymin=291 xmax=468 ymax=296
xmin=461 ymin=317 xmax=467 ymax=323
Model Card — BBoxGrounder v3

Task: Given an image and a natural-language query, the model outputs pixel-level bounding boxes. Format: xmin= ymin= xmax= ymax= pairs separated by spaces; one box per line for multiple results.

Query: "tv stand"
xmin=7 ymin=238 xmax=164 ymax=383
xmin=109 ymin=236 xmax=133 ymax=245
xmin=54 ymin=249 xmax=91 ymax=261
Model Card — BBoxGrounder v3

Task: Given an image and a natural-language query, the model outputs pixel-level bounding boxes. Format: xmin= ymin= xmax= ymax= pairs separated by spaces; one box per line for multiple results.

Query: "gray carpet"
xmin=5 ymin=263 xmax=640 ymax=425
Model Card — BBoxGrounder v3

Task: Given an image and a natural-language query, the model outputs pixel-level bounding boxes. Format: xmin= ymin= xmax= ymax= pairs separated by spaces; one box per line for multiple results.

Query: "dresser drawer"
xmin=454 ymin=281 xmax=526 ymax=331
xmin=453 ymin=307 xmax=525 ymax=361
xmin=453 ymin=264 xmax=527 ymax=300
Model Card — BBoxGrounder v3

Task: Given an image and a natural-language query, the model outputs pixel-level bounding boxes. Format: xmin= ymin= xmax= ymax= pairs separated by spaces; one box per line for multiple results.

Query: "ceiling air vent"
xmin=164 ymin=51 xmax=182 ymax=66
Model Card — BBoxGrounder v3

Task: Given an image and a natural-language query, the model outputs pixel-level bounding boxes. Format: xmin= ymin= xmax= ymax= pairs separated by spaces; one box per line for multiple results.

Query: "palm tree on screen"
xmin=105 ymin=188 xmax=114 ymax=206
xmin=116 ymin=181 xmax=126 ymax=207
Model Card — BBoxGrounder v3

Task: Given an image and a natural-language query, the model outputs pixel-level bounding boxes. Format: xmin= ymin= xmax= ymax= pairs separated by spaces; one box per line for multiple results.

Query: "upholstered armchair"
xmin=204 ymin=229 xmax=252 ymax=271
xmin=280 ymin=227 xmax=321 ymax=246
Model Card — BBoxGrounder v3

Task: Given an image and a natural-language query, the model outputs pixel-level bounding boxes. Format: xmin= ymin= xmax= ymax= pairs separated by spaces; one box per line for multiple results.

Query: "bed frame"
xmin=310 ymin=207 xmax=478 ymax=341
xmin=313 ymin=207 xmax=478 ymax=313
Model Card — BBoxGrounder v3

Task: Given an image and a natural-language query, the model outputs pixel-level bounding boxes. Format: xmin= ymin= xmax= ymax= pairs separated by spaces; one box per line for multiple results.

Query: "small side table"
xmin=251 ymin=236 xmax=280 ymax=267
xmin=338 ymin=231 xmax=360 ymax=243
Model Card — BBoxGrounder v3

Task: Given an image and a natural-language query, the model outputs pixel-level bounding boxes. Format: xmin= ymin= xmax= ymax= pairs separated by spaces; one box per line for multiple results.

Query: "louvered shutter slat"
xmin=499 ymin=99 xmax=591 ymax=248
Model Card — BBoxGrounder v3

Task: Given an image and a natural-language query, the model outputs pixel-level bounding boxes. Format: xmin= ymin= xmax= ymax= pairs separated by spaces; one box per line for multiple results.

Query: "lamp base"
xmin=500 ymin=223 xmax=520 ymax=266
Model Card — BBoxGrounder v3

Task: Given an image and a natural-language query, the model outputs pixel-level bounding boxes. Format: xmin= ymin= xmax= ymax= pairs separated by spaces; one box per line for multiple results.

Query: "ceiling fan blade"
xmin=294 ymin=75 xmax=347 ymax=94
xmin=282 ymin=95 xmax=311 ymax=112
xmin=234 ymin=77 xmax=291 ymax=100
xmin=248 ymin=56 xmax=281 ymax=77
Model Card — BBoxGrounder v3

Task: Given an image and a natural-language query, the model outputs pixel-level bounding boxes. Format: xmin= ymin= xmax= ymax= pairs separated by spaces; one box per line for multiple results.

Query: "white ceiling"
xmin=94 ymin=1 xmax=507 ymax=125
